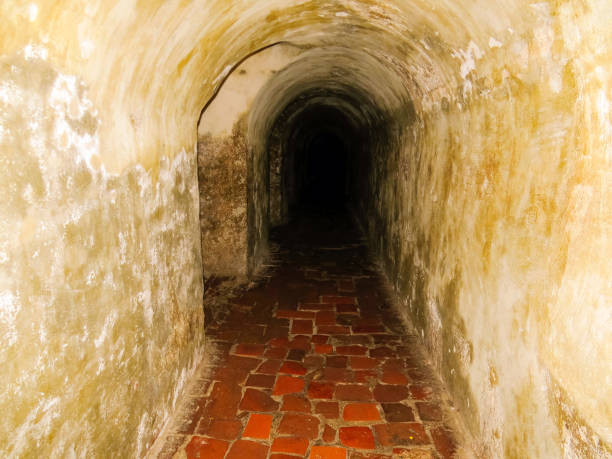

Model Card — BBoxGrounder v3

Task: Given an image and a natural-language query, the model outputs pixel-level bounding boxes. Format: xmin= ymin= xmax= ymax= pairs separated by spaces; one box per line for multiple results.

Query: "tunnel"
xmin=286 ymin=110 xmax=350 ymax=213
xmin=1 ymin=1 xmax=611 ymax=458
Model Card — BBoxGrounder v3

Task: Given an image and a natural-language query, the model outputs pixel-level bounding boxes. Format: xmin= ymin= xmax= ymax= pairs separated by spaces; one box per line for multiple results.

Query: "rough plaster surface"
xmin=197 ymin=129 xmax=248 ymax=278
xmin=0 ymin=54 xmax=204 ymax=457
xmin=1 ymin=0 xmax=611 ymax=457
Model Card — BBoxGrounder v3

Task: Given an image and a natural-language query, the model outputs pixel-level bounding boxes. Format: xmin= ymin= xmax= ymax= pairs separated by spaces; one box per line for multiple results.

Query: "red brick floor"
xmin=155 ymin=213 xmax=461 ymax=458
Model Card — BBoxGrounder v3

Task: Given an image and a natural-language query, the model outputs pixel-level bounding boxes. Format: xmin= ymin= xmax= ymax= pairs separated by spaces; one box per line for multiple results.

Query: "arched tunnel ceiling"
xmin=248 ymin=45 xmax=412 ymax=150
xmin=1 ymin=0 xmax=526 ymax=171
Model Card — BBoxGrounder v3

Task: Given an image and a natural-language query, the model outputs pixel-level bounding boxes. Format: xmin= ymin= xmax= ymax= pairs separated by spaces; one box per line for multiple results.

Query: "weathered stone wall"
xmin=0 ymin=54 xmax=204 ymax=457
xmin=354 ymin=3 xmax=612 ymax=456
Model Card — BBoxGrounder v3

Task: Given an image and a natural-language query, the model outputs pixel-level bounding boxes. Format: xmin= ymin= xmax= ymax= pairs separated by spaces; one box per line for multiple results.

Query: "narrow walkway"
xmin=157 ymin=213 xmax=461 ymax=459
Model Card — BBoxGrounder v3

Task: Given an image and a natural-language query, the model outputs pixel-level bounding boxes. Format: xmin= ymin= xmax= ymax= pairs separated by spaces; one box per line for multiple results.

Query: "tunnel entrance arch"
xmin=195 ymin=43 xmax=306 ymax=279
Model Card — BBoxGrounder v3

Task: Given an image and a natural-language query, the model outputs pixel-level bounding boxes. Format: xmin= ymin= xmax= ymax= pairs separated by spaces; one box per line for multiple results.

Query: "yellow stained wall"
xmin=357 ymin=2 xmax=612 ymax=456
xmin=0 ymin=0 xmax=610 ymax=457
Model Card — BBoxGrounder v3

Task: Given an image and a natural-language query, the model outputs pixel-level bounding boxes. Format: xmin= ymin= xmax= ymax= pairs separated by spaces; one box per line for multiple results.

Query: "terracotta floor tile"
xmin=265 ymin=347 xmax=289 ymax=359
xmin=315 ymin=401 xmax=340 ymax=419
xmin=289 ymin=335 xmax=312 ymax=350
xmin=277 ymin=309 xmax=316 ymax=319
xmin=381 ymin=359 xmax=405 ymax=371
xmin=335 ymin=384 xmax=373 ymax=401
xmin=309 ymin=445 xmax=348 ymax=459
xmin=273 ymin=375 xmax=305 ymax=395
xmin=245 ymin=373 xmax=276 ymax=388
xmin=271 ymin=454 xmax=307 ymax=459
xmin=334 ymin=335 xmax=370 ymax=345
xmin=287 ymin=348 xmax=307 ymax=361
xmin=323 ymin=424 xmax=337 ymax=442
xmin=304 ymin=354 xmax=325 ymax=369
xmin=315 ymin=344 xmax=334 ymax=354
xmin=279 ymin=360 xmax=307 ymax=375
xmin=201 ymin=419 xmax=243 ymax=440
xmin=269 ymin=337 xmax=291 ymax=347
xmin=207 ymin=382 xmax=242 ymax=419
xmin=338 ymin=279 xmax=355 ymax=292
xmin=380 ymin=403 xmax=415 ymax=422
xmin=160 ymin=215 xmax=464 ymax=459
xmin=353 ymin=370 xmax=378 ymax=383
xmin=214 ymin=355 xmax=261 ymax=381
xmin=350 ymin=357 xmax=378 ymax=370
xmin=185 ymin=436 xmax=229 ymax=459
xmin=337 ymin=304 xmax=359 ymax=314
xmin=271 ymin=436 xmax=310 ymax=455
xmin=278 ymin=413 xmax=320 ymax=439
xmin=257 ymin=359 xmax=283 ymax=374
xmin=380 ymin=370 xmax=410 ymax=385
xmin=240 ymin=388 xmax=280 ymax=411
xmin=369 ymin=347 xmax=395 ymax=358
xmin=315 ymin=310 xmax=337 ymax=325
xmin=281 ymin=394 xmax=312 ymax=412
xmin=225 ymin=439 xmax=268 ymax=459
xmin=300 ymin=302 xmax=335 ymax=311
xmin=336 ymin=345 xmax=368 ymax=356
xmin=292 ymin=319 xmax=314 ymax=334
xmin=317 ymin=325 xmax=351 ymax=335
xmin=372 ymin=384 xmax=409 ymax=402
xmin=339 ymin=426 xmax=375 ymax=449
xmin=374 ymin=422 xmax=429 ymax=446
xmin=243 ymin=413 xmax=274 ymax=439
xmin=327 ymin=355 xmax=349 ymax=367
xmin=409 ymin=385 xmax=434 ymax=401
xmin=308 ymin=381 xmax=336 ymax=399
xmin=321 ymin=295 xmax=356 ymax=304
xmin=234 ymin=343 xmax=266 ymax=357
xmin=321 ymin=367 xmax=353 ymax=382
xmin=343 ymin=403 xmax=381 ymax=421
xmin=352 ymin=324 xmax=387 ymax=334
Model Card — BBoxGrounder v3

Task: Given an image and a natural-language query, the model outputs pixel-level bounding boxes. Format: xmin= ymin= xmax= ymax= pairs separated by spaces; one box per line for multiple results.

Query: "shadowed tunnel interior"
xmin=291 ymin=115 xmax=350 ymax=213
xmin=1 ymin=1 xmax=611 ymax=457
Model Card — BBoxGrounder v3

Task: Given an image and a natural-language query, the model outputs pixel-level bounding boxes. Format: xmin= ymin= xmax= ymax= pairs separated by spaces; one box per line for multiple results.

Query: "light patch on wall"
xmin=48 ymin=73 xmax=100 ymax=172
xmin=136 ymin=412 xmax=150 ymax=458
xmin=213 ymin=65 xmax=233 ymax=85
xmin=78 ymin=22 xmax=95 ymax=60
xmin=452 ymin=41 xmax=484 ymax=80
xmin=0 ymin=81 xmax=17 ymax=104
xmin=0 ymin=291 xmax=19 ymax=347
xmin=549 ymin=68 xmax=563 ymax=94
xmin=137 ymin=290 xmax=153 ymax=326
xmin=80 ymin=40 xmax=95 ymax=60
xmin=27 ymin=3 xmax=38 ymax=22
xmin=596 ymin=89 xmax=610 ymax=127
xmin=12 ymin=396 xmax=61 ymax=456
xmin=488 ymin=37 xmax=502 ymax=48
xmin=24 ymin=43 xmax=48 ymax=61
xmin=94 ymin=310 xmax=118 ymax=348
